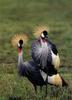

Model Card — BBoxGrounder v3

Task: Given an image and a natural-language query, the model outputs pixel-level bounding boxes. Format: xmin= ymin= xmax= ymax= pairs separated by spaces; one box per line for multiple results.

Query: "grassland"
xmin=0 ymin=0 xmax=72 ymax=100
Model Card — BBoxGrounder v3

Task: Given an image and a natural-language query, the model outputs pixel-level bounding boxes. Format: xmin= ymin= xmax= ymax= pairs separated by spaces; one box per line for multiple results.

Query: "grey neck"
xmin=18 ymin=51 xmax=24 ymax=67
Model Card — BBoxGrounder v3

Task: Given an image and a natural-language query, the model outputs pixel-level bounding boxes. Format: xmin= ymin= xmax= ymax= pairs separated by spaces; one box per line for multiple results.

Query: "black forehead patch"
xmin=43 ymin=30 xmax=48 ymax=36
xmin=19 ymin=39 xmax=23 ymax=44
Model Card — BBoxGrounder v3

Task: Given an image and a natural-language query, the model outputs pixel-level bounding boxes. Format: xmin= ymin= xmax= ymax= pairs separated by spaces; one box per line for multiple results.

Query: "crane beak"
xmin=45 ymin=35 xmax=48 ymax=39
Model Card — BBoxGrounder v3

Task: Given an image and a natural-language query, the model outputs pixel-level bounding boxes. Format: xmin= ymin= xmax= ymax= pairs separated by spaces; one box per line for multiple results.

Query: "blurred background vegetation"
xmin=0 ymin=0 xmax=72 ymax=100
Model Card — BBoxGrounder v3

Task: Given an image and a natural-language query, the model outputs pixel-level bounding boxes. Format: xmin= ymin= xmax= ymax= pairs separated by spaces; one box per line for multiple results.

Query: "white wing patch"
xmin=48 ymin=74 xmax=62 ymax=86
xmin=40 ymin=70 xmax=47 ymax=81
xmin=40 ymin=70 xmax=62 ymax=86
xmin=51 ymin=50 xmax=60 ymax=69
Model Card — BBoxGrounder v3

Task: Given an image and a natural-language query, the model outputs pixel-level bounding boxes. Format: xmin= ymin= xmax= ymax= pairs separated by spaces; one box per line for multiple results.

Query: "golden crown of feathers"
xmin=33 ymin=25 xmax=49 ymax=38
xmin=11 ymin=34 xmax=29 ymax=47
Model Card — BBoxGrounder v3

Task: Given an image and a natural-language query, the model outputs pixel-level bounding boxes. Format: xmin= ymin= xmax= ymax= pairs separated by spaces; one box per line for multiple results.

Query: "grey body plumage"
xmin=31 ymin=39 xmax=52 ymax=69
xmin=18 ymin=59 xmax=46 ymax=86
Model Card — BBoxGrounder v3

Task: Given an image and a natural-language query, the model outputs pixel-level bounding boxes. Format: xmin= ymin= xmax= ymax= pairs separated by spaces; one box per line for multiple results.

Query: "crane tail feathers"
xmin=48 ymin=74 xmax=68 ymax=87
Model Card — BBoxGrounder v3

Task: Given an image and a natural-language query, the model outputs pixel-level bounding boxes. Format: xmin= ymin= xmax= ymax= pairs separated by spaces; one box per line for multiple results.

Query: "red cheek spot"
xmin=42 ymin=39 xmax=46 ymax=43
xmin=43 ymin=38 xmax=48 ymax=42
xmin=18 ymin=48 xmax=22 ymax=53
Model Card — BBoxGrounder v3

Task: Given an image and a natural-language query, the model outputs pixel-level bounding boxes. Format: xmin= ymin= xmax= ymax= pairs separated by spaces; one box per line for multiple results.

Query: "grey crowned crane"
xmin=31 ymin=26 xmax=67 ymax=94
xmin=18 ymin=39 xmax=45 ymax=93
xmin=12 ymin=34 xmax=68 ymax=96
xmin=11 ymin=34 xmax=45 ymax=93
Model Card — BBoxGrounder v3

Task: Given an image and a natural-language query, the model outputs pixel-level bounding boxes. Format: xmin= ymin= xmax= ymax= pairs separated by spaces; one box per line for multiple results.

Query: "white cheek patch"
xmin=41 ymin=33 xmax=44 ymax=38
xmin=18 ymin=43 xmax=20 ymax=47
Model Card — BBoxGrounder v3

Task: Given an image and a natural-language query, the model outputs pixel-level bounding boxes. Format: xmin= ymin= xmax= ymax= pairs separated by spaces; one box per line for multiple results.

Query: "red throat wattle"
xmin=42 ymin=38 xmax=48 ymax=43
xmin=18 ymin=48 xmax=22 ymax=53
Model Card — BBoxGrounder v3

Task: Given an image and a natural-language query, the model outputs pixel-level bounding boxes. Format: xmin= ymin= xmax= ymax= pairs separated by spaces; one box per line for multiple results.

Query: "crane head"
xmin=41 ymin=30 xmax=48 ymax=40
xmin=11 ymin=34 xmax=29 ymax=47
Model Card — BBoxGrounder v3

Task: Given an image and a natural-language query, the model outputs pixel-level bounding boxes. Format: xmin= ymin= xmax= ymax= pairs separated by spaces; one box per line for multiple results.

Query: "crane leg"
xmin=40 ymin=86 xmax=42 ymax=92
xmin=34 ymin=85 xmax=37 ymax=94
xmin=45 ymin=74 xmax=48 ymax=97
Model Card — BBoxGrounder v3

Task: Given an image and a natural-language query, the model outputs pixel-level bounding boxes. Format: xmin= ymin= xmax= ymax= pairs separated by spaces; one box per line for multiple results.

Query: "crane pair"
xmin=12 ymin=26 xmax=68 ymax=96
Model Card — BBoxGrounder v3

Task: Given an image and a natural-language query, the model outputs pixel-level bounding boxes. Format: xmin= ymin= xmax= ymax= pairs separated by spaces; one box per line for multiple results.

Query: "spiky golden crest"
xmin=11 ymin=34 xmax=29 ymax=47
xmin=33 ymin=25 xmax=49 ymax=38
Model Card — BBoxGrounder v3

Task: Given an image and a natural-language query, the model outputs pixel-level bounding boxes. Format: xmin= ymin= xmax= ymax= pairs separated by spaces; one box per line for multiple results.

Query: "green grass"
xmin=0 ymin=0 xmax=72 ymax=100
